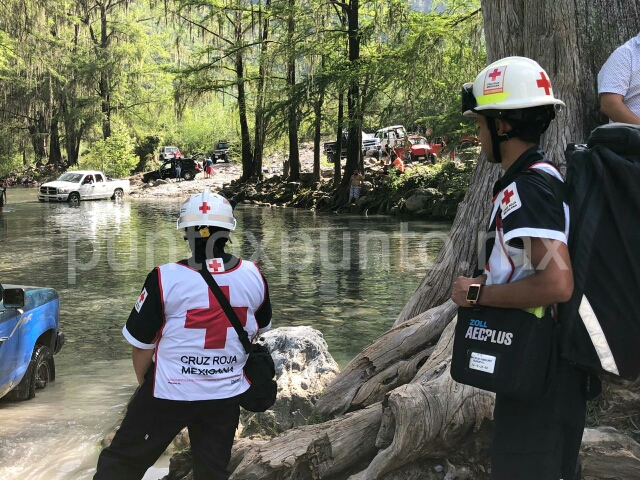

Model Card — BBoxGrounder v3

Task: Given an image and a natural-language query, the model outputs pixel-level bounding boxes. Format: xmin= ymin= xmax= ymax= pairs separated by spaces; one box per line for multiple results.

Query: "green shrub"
xmin=79 ymin=122 xmax=138 ymax=177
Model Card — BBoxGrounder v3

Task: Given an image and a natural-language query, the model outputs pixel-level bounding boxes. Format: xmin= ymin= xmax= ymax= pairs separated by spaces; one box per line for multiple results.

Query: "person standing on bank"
xmin=452 ymin=57 xmax=588 ymax=480
xmin=175 ymin=160 xmax=182 ymax=182
xmin=0 ymin=181 xmax=6 ymax=210
xmin=598 ymin=32 xmax=640 ymax=124
xmin=348 ymin=169 xmax=364 ymax=203
xmin=94 ymin=188 xmax=272 ymax=480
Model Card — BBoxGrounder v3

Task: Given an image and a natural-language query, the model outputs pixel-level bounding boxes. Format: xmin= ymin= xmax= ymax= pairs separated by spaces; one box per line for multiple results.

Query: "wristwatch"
xmin=466 ymin=284 xmax=483 ymax=305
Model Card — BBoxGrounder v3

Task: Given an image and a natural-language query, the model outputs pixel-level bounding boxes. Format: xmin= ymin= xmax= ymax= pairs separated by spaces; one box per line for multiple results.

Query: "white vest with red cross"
xmin=152 ymin=259 xmax=267 ymax=401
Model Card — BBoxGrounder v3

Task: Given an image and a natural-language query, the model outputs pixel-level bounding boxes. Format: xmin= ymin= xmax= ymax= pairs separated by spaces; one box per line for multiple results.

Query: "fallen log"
xmin=316 ymin=300 xmax=458 ymax=418
xmin=230 ymin=404 xmax=384 ymax=479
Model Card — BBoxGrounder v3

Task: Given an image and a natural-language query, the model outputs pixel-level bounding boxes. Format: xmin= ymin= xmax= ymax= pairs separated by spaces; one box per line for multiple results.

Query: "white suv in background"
xmin=158 ymin=146 xmax=182 ymax=160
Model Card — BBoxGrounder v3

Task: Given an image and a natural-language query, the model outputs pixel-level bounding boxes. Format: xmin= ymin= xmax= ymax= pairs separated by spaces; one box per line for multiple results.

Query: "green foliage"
xmin=384 ymin=160 xmax=475 ymax=197
xmin=0 ymin=0 xmax=485 ymax=183
xmin=79 ymin=122 xmax=138 ymax=177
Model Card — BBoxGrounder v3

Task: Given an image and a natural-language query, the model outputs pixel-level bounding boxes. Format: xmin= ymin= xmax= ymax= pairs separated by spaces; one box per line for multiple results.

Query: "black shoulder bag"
xmin=451 ymin=305 xmax=558 ymax=399
xmin=198 ymin=268 xmax=277 ymax=412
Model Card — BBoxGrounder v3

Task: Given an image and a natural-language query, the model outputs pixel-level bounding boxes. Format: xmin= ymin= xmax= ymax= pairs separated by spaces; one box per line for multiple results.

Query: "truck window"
xmin=95 ymin=174 xmax=104 ymax=182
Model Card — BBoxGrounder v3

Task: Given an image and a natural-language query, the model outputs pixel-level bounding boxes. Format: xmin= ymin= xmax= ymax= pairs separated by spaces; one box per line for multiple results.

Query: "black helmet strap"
xmin=486 ymin=116 xmax=513 ymax=164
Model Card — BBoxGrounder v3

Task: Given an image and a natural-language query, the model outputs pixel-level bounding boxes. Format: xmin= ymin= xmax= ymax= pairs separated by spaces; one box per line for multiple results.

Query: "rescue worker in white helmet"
xmin=451 ymin=57 xmax=594 ymax=479
xmin=94 ymin=188 xmax=272 ymax=480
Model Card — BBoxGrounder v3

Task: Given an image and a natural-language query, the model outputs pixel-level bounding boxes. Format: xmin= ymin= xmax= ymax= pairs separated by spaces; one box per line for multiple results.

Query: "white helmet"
xmin=462 ymin=56 xmax=565 ymax=117
xmin=177 ymin=188 xmax=236 ymax=231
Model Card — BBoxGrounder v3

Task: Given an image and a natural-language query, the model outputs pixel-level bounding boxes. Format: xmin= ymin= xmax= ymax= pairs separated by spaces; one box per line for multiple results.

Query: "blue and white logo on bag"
xmin=465 ymin=319 xmax=513 ymax=345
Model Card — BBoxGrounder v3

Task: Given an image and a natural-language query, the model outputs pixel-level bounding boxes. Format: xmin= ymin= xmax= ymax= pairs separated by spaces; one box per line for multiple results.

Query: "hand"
xmin=451 ymin=274 xmax=487 ymax=307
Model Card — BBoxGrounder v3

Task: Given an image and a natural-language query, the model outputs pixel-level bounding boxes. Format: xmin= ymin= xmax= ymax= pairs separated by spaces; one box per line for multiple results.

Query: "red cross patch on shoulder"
xmin=500 ymin=182 xmax=522 ymax=219
xmin=135 ymin=288 xmax=148 ymax=313
xmin=207 ymin=258 xmax=226 ymax=273
xmin=484 ymin=65 xmax=507 ymax=95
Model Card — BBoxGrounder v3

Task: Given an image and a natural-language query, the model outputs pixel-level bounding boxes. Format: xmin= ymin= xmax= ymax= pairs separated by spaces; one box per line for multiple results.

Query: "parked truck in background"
xmin=38 ymin=170 xmax=130 ymax=203
xmin=323 ymin=131 xmax=380 ymax=163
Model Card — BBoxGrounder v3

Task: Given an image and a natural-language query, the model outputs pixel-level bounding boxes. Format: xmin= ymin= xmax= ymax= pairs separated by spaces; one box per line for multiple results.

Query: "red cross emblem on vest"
xmin=488 ymin=68 xmax=502 ymax=81
xmin=199 ymin=202 xmax=211 ymax=214
xmin=208 ymin=259 xmax=225 ymax=273
xmin=185 ymin=286 xmax=248 ymax=349
xmin=536 ymin=72 xmax=552 ymax=95
xmin=502 ymin=189 xmax=515 ymax=205
xmin=138 ymin=290 xmax=146 ymax=303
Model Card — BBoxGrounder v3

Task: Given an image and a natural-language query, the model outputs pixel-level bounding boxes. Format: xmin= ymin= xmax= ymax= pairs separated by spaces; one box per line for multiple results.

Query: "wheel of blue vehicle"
xmin=5 ymin=345 xmax=52 ymax=401
xmin=33 ymin=346 xmax=53 ymax=390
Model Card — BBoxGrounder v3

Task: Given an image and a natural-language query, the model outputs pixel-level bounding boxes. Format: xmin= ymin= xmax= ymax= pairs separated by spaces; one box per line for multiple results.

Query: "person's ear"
xmin=495 ymin=118 xmax=511 ymax=136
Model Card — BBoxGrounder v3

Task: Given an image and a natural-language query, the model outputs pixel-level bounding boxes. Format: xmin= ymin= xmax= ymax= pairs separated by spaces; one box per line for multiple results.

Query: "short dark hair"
xmin=486 ymin=105 xmax=556 ymax=144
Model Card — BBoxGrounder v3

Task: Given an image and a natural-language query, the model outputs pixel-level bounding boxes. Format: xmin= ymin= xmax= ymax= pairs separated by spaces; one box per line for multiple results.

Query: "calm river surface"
xmin=0 ymin=186 xmax=449 ymax=479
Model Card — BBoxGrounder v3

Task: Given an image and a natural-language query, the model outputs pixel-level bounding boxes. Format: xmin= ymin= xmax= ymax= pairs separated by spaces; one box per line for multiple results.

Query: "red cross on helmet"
xmin=462 ymin=56 xmax=565 ymax=117
xmin=177 ymin=188 xmax=237 ymax=231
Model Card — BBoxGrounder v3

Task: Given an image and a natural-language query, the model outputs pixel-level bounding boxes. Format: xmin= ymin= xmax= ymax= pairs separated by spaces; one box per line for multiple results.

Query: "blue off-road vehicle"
xmin=0 ymin=284 xmax=64 ymax=401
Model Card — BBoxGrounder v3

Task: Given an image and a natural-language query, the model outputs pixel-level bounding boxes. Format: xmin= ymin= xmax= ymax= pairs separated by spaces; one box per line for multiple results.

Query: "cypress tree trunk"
xmin=312 ymin=80 xmax=325 ymax=184
xmin=338 ymin=0 xmax=361 ymax=201
xmin=334 ymin=92 xmax=344 ymax=186
xmin=237 ymin=46 xmax=254 ymax=182
xmin=253 ymin=0 xmax=271 ymax=180
xmin=48 ymin=115 xmax=62 ymax=166
xmin=287 ymin=0 xmax=300 ymax=181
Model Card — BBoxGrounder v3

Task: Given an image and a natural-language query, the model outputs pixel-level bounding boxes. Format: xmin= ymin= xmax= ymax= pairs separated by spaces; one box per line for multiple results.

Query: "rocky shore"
xmin=127 ymin=145 xmax=478 ymax=221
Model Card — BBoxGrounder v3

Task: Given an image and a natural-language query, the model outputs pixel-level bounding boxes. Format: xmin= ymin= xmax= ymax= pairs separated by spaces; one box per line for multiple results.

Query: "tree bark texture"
xmin=231 ymin=404 xmax=384 ymax=479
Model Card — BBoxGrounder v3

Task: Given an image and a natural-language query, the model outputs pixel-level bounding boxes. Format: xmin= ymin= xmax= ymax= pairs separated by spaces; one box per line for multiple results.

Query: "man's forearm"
xmin=601 ymin=97 xmax=640 ymax=124
xmin=132 ymin=347 xmax=155 ymax=386
xmin=479 ymin=271 xmax=572 ymax=309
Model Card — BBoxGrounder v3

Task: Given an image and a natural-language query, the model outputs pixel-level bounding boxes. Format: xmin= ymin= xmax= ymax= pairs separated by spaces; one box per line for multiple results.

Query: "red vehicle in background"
xmin=406 ymin=135 xmax=441 ymax=164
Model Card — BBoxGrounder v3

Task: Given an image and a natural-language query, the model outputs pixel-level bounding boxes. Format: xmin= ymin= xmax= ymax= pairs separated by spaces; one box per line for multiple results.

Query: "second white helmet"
xmin=177 ymin=188 xmax=237 ymax=231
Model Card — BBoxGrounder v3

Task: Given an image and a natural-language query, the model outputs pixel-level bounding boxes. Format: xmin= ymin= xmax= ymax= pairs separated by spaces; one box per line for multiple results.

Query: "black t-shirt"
xmin=0 ymin=187 xmax=5 ymax=207
xmin=480 ymin=146 xmax=568 ymax=283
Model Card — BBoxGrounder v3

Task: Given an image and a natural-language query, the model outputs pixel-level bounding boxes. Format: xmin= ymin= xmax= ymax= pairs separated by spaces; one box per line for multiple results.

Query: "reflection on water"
xmin=0 ymin=188 xmax=450 ymax=479
xmin=0 ymin=360 xmax=135 ymax=480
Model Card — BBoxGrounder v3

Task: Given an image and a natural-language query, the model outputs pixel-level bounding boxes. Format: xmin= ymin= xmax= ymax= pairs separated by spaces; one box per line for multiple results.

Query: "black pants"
xmin=94 ymin=369 xmax=240 ymax=480
xmin=491 ymin=359 xmax=587 ymax=480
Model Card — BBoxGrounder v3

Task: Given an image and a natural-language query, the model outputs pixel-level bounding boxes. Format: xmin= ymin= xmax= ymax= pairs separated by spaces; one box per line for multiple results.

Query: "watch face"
xmin=467 ymin=286 xmax=480 ymax=301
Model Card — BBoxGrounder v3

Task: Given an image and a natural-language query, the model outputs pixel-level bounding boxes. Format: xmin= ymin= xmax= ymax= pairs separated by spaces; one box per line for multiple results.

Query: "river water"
xmin=0 ymin=187 xmax=449 ymax=479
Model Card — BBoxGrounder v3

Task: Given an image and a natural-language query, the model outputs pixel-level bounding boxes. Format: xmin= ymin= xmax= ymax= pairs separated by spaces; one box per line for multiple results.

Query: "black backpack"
xmin=558 ymin=123 xmax=640 ymax=380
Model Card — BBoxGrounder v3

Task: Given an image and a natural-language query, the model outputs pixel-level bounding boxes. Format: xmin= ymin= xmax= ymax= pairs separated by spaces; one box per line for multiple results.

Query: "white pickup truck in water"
xmin=38 ymin=170 xmax=130 ymax=203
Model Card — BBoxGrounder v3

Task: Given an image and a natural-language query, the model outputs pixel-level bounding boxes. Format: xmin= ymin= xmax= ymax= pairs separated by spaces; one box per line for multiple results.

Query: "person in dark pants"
xmin=0 ymin=182 xmax=6 ymax=210
xmin=175 ymin=160 xmax=182 ymax=182
xmin=451 ymin=56 xmax=594 ymax=480
xmin=94 ymin=188 xmax=272 ymax=480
